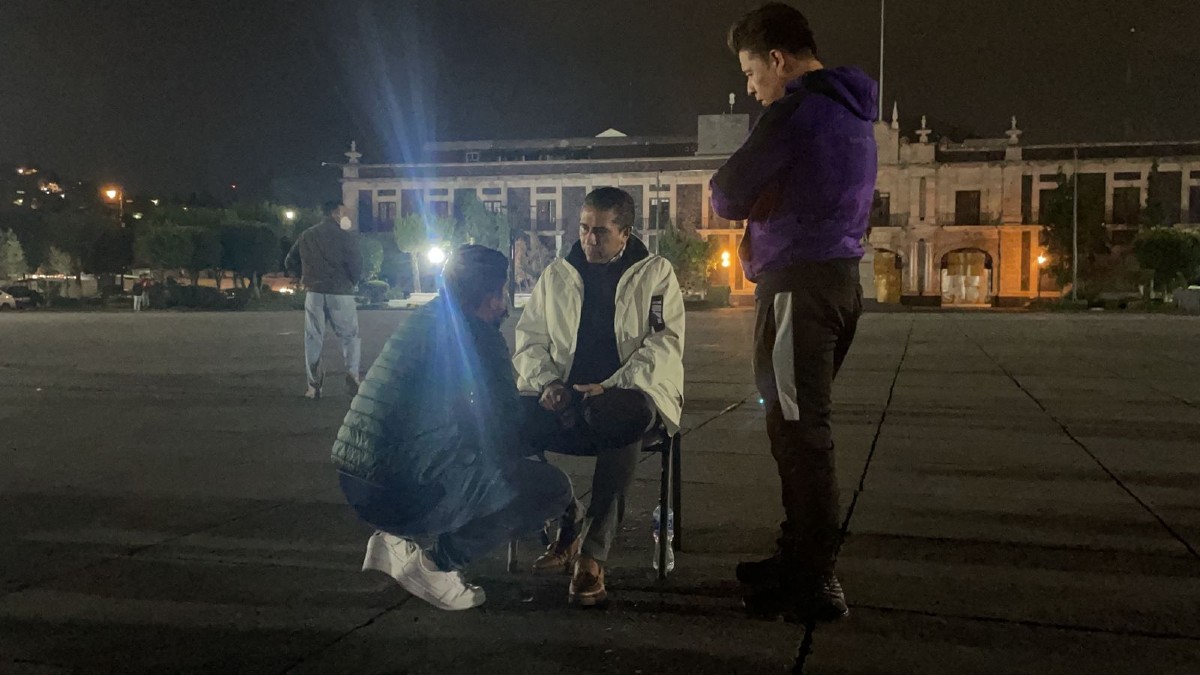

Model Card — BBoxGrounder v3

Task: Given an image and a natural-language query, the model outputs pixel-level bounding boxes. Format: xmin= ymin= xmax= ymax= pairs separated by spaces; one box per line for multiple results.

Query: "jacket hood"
xmin=565 ymin=235 xmax=651 ymax=274
xmin=790 ymin=66 xmax=878 ymax=122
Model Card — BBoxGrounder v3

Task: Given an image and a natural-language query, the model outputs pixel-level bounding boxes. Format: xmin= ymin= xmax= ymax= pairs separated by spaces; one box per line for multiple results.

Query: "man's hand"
xmin=539 ymin=381 xmax=571 ymax=412
xmin=573 ymin=383 xmax=605 ymax=400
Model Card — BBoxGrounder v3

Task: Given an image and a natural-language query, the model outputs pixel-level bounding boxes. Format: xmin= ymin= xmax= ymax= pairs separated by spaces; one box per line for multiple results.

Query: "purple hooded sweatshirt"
xmin=710 ymin=67 xmax=878 ymax=287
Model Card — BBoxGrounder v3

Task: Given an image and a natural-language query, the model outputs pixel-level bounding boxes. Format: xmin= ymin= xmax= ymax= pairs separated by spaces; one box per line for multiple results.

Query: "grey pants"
xmin=304 ymin=292 xmax=361 ymax=388
xmin=522 ymin=389 xmax=656 ymax=562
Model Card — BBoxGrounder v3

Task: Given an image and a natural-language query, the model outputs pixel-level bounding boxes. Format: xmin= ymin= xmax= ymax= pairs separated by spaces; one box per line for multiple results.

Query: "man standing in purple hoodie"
xmin=711 ymin=2 xmax=878 ymax=623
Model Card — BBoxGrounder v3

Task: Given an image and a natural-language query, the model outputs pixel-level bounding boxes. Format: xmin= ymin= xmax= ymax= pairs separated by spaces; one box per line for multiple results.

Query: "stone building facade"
xmin=339 ymin=111 xmax=1200 ymax=306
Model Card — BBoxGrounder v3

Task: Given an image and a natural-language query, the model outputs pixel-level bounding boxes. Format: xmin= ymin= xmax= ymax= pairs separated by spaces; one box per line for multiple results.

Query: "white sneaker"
xmin=362 ymin=532 xmax=486 ymax=610
xmin=304 ymin=385 xmax=321 ymax=400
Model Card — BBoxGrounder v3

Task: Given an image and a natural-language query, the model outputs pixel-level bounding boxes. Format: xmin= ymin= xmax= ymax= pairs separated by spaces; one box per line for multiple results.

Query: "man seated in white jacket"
xmin=514 ymin=187 xmax=685 ymax=607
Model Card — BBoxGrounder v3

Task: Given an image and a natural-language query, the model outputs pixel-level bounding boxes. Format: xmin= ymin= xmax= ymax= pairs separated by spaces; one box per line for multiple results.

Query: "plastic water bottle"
xmin=652 ymin=504 xmax=675 ymax=572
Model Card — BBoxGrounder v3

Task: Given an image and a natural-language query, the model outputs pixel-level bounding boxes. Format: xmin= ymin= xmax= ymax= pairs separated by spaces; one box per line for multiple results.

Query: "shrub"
xmin=362 ymin=279 xmax=390 ymax=305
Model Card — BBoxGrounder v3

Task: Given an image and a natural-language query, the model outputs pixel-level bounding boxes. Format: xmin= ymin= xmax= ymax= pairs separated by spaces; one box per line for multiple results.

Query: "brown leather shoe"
xmin=532 ymin=535 xmax=580 ymax=574
xmin=568 ymin=557 xmax=607 ymax=607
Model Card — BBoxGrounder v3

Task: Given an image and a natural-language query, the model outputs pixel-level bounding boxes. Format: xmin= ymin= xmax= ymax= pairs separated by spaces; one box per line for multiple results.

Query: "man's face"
xmin=580 ymin=206 xmax=630 ymax=263
xmin=739 ymin=49 xmax=789 ymax=106
xmin=476 ymin=287 xmax=509 ymax=328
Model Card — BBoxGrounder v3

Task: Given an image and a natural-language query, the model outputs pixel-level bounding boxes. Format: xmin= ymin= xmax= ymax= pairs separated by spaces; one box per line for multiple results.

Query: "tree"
xmin=360 ymin=235 xmax=384 ymax=280
xmin=394 ymin=214 xmax=428 ymax=293
xmin=658 ymin=222 xmax=719 ymax=295
xmin=1133 ymin=228 xmax=1200 ymax=294
xmin=514 ymin=236 xmax=555 ymax=291
xmin=1142 ymin=160 xmax=1177 ymax=229
xmin=1040 ymin=170 xmax=1108 ymax=288
xmin=45 ymin=209 xmax=109 ymax=293
xmin=187 ymin=227 xmax=223 ymax=287
xmin=44 ymin=247 xmax=73 ymax=276
xmin=220 ymin=223 xmax=278 ymax=295
xmin=0 ymin=229 xmax=28 ymax=281
xmin=458 ymin=194 xmax=510 ymax=250
xmin=135 ymin=226 xmax=194 ymax=278
xmin=87 ymin=226 xmax=134 ymax=277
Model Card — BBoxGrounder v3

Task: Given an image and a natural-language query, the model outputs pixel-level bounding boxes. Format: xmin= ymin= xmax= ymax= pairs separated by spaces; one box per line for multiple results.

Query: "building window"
xmin=1039 ymin=174 xmax=1060 ymax=184
xmin=481 ymin=187 xmax=502 ymax=196
xmin=465 ymin=151 xmax=480 ymax=163
xmin=483 ymin=200 xmax=503 ymax=214
xmin=870 ymin=191 xmax=891 ymax=227
xmin=536 ymin=200 xmax=557 ymax=230
xmin=917 ymin=239 xmax=928 ymax=295
xmin=649 ymin=197 xmax=671 ymax=229
xmin=376 ymin=201 xmax=397 ymax=228
xmin=1021 ymin=175 xmax=1033 ymax=224
xmin=428 ymin=188 xmax=449 ymax=196
xmin=1190 ymin=186 xmax=1200 ymax=223
xmin=357 ymin=189 xmax=374 ymax=233
xmin=1112 ymin=187 xmax=1141 ymax=225
xmin=955 ymin=190 xmax=982 ymax=225
xmin=401 ymin=189 xmax=422 ymax=217
xmin=1020 ymin=231 xmax=1031 ymax=292
xmin=919 ymin=178 xmax=928 ymax=221
xmin=536 ymin=186 xmax=556 ymax=195
xmin=1113 ymin=171 xmax=1142 ymax=182
xmin=377 ymin=189 xmax=397 ymax=197
xmin=430 ymin=201 xmax=450 ymax=218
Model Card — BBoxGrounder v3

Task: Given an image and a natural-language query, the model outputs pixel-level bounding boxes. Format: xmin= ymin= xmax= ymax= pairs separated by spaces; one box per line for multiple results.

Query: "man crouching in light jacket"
xmin=514 ymin=186 xmax=685 ymax=607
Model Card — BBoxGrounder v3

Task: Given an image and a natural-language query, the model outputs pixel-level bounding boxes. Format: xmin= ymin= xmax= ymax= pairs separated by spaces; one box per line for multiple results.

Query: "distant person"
xmin=333 ymin=245 xmax=574 ymax=610
xmin=514 ymin=187 xmax=685 ymax=607
xmin=711 ymin=3 xmax=878 ymax=623
xmin=284 ymin=201 xmax=363 ymax=399
xmin=132 ymin=274 xmax=151 ymax=312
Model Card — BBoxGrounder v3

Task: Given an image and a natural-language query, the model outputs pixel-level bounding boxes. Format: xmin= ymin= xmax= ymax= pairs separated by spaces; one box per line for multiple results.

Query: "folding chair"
xmin=507 ymin=428 xmax=683 ymax=581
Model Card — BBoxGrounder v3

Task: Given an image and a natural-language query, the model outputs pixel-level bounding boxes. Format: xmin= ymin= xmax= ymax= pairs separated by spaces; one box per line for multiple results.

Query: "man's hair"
xmin=442 ymin=244 xmax=509 ymax=311
xmin=727 ymin=2 xmax=817 ymax=58
xmin=583 ymin=187 xmax=636 ymax=233
xmin=322 ymin=200 xmax=342 ymax=216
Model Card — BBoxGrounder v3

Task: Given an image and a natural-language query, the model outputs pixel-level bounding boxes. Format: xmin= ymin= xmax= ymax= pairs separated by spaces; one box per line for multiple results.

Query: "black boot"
xmin=743 ymin=572 xmax=848 ymax=623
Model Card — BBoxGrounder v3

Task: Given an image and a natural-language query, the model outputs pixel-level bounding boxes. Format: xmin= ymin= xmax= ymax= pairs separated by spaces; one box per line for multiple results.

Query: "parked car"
xmin=3 ymin=285 xmax=44 ymax=309
xmin=0 ymin=290 xmax=16 ymax=311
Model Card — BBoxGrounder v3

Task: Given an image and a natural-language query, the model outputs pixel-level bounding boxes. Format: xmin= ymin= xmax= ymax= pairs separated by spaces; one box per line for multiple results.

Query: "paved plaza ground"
xmin=1 ymin=308 xmax=1198 ymax=674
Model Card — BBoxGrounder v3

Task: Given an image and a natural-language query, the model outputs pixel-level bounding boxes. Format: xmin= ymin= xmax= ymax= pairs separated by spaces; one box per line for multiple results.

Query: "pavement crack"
xmin=277 ymin=595 xmax=412 ymax=674
xmin=852 ymin=603 xmax=1200 ymax=642
xmin=956 ymin=319 xmax=1200 ymax=562
xmin=839 ymin=317 xmax=915 ymax=535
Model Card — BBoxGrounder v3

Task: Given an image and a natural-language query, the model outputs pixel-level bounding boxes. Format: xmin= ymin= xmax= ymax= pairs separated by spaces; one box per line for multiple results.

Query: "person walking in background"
xmin=285 ymin=201 xmax=363 ymax=399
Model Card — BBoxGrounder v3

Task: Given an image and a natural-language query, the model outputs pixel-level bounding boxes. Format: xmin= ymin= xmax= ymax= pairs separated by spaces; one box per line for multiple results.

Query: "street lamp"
xmin=284 ymin=209 xmax=296 ymax=221
xmin=427 ymin=246 xmax=447 ymax=265
xmin=720 ymin=250 xmax=732 ymax=268
xmin=1036 ymin=254 xmax=1048 ymax=299
xmin=102 ymin=185 xmax=124 ymax=222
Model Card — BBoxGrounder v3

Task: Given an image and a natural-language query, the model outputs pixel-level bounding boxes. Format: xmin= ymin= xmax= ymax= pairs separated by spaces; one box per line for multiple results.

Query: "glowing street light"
xmin=284 ymin=209 xmax=296 ymax=221
xmin=427 ymin=246 xmax=448 ymax=265
xmin=720 ymin=250 xmax=732 ymax=268
xmin=1036 ymin=254 xmax=1048 ymax=299
xmin=102 ymin=185 xmax=124 ymax=221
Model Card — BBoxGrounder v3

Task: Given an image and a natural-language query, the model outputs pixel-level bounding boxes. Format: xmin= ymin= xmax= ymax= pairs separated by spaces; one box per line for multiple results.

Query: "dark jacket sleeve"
xmin=343 ymin=230 xmax=363 ymax=285
xmin=475 ymin=328 xmax=528 ymax=460
xmin=710 ymin=93 xmax=806 ymax=221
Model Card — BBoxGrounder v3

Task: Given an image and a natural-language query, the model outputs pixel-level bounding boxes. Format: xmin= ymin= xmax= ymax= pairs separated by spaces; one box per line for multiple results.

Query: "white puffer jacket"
xmin=513 ymin=240 xmax=685 ymax=433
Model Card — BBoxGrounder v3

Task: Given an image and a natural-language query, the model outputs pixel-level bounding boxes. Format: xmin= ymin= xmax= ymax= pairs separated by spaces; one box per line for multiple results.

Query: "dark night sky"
xmin=2 ymin=0 xmax=1198 ymax=203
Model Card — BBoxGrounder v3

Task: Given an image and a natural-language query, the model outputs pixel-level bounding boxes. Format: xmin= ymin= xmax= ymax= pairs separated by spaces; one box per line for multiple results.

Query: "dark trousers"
xmin=340 ymin=459 xmax=573 ymax=572
xmin=522 ymin=388 xmax=655 ymax=562
xmin=753 ymin=263 xmax=862 ymax=579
